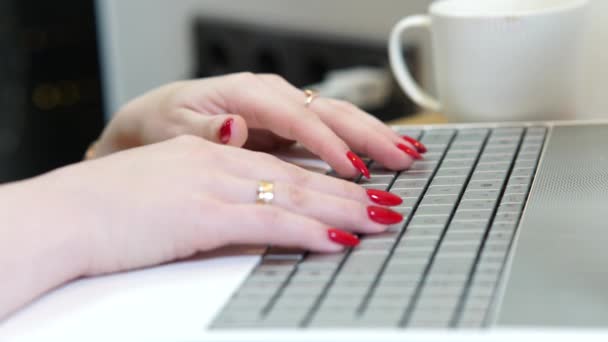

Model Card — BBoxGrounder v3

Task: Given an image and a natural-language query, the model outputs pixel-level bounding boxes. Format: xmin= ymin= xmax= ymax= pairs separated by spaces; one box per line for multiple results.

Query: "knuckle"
xmin=261 ymin=73 xmax=284 ymax=83
xmin=288 ymin=166 xmax=312 ymax=186
xmin=285 ymin=184 xmax=309 ymax=208
xmin=353 ymin=202 xmax=370 ymax=221
xmin=232 ymin=71 xmax=258 ymax=84
xmin=254 ymin=151 xmax=282 ymax=165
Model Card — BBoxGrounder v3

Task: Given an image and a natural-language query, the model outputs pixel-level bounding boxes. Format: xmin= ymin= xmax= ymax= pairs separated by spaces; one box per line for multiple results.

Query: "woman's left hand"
xmin=93 ymin=73 xmax=426 ymax=178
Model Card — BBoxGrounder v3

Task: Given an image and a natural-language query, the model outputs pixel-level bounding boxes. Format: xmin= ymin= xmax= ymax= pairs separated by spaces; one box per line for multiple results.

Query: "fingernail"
xmin=366 ymin=189 xmax=403 ymax=206
xmin=397 ymin=143 xmax=423 ymax=160
xmin=402 ymin=136 xmax=427 ymax=153
xmin=346 ymin=151 xmax=370 ymax=179
xmin=367 ymin=206 xmax=403 ymax=225
xmin=327 ymin=228 xmax=360 ymax=247
xmin=219 ymin=118 xmax=234 ymax=144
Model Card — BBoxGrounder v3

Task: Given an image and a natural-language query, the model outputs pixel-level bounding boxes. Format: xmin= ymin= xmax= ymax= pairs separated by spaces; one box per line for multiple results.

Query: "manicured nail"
xmin=402 ymin=136 xmax=427 ymax=153
xmin=327 ymin=228 xmax=360 ymax=247
xmin=346 ymin=151 xmax=370 ymax=179
xmin=366 ymin=189 xmax=403 ymax=206
xmin=397 ymin=143 xmax=423 ymax=160
xmin=219 ymin=118 xmax=234 ymax=144
xmin=367 ymin=206 xmax=403 ymax=225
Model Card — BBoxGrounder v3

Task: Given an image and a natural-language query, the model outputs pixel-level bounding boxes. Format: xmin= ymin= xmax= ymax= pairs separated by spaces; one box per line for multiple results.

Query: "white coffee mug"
xmin=389 ymin=0 xmax=588 ymax=122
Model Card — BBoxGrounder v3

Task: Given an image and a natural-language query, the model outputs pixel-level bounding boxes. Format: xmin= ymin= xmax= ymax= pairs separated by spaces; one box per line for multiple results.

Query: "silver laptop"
xmin=3 ymin=121 xmax=608 ymax=341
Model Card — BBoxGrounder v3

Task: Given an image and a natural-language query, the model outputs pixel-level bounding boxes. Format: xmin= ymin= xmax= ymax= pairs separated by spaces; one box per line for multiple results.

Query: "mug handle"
xmin=389 ymin=15 xmax=441 ymax=112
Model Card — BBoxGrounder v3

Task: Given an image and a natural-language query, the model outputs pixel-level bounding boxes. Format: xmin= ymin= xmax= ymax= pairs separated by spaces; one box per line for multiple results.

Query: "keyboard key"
xmin=467 ymin=180 xmax=504 ymax=191
xmin=361 ymin=183 xmax=390 ymax=190
xmin=390 ymin=188 xmax=424 ymax=198
xmin=409 ymin=161 xmax=440 ymax=172
xmin=462 ymin=190 xmax=501 ymax=200
xmin=441 ymin=159 xmax=475 ymax=168
xmin=420 ymin=134 xmax=454 ymax=145
xmin=410 ymin=214 xmax=451 ymax=226
xmin=435 ymin=168 xmax=471 ymax=177
xmin=475 ymin=162 xmax=511 ymax=172
xmin=458 ymin=199 xmax=496 ymax=211
xmin=501 ymin=193 xmax=527 ymax=203
xmin=392 ymin=178 xmax=428 ymax=189
xmin=444 ymin=152 xmax=478 ymax=160
xmin=398 ymin=172 xmax=433 ymax=180
xmin=504 ymin=184 xmax=528 ymax=194
xmin=420 ymin=194 xmax=459 ymax=206
xmin=431 ymin=176 xmax=467 ymax=186
xmin=426 ymin=185 xmax=462 ymax=196
xmin=511 ymin=168 xmax=535 ymax=178
xmin=453 ymin=209 xmax=493 ymax=222
xmin=416 ymin=204 xmax=455 ymax=215
xmin=470 ymin=171 xmax=508 ymax=181
xmin=478 ymin=154 xmax=515 ymax=163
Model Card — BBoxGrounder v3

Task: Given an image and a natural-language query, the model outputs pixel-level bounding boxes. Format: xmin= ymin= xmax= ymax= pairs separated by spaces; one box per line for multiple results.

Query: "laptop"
xmin=3 ymin=120 xmax=608 ymax=341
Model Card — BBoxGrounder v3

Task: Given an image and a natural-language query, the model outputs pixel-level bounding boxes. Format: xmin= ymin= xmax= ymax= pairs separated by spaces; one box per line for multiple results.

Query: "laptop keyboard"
xmin=211 ymin=125 xmax=547 ymax=329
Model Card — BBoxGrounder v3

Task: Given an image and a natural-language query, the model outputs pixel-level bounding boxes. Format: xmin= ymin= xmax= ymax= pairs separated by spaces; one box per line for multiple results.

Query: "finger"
xmin=259 ymin=73 xmax=401 ymax=143
xmin=258 ymin=74 xmax=423 ymax=167
xmin=214 ymin=203 xmax=358 ymax=253
xmin=327 ymin=99 xmax=426 ymax=155
xmin=259 ymin=75 xmax=416 ymax=167
xmin=315 ymin=99 xmax=419 ymax=169
xmin=207 ymin=145 xmax=404 ymax=207
xmin=210 ymin=176 xmax=398 ymax=233
xmin=174 ymin=108 xmax=248 ymax=147
xmin=217 ymin=73 xmax=368 ymax=179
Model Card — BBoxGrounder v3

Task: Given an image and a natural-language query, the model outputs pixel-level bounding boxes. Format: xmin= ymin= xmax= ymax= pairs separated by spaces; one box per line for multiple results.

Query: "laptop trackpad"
xmin=497 ymin=124 xmax=608 ymax=327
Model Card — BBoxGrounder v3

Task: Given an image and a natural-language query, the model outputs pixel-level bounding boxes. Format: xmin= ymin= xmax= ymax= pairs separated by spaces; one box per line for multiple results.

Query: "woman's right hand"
xmin=55 ymin=135 xmax=404 ymax=277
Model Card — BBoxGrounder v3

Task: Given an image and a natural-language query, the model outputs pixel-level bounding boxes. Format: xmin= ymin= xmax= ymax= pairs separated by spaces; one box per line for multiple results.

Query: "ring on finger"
xmin=303 ymin=89 xmax=319 ymax=107
xmin=256 ymin=180 xmax=275 ymax=204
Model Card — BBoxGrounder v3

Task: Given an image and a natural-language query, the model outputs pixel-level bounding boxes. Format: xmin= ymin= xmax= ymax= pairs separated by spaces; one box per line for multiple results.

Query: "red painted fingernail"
xmin=346 ymin=151 xmax=370 ymax=179
xmin=402 ymin=136 xmax=427 ymax=153
xmin=327 ymin=228 xmax=360 ymax=247
xmin=219 ymin=118 xmax=233 ymax=144
xmin=366 ymin=189 xmax=403 ymax=206
xmin=397 ymin=143 xmax=423 ymax=160
xmin=367 ymin=206 xmax=403 ymax=225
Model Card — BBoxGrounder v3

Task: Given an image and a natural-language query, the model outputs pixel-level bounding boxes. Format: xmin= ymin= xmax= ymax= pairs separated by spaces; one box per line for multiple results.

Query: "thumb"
xmin=176 ymin=109 xmax=248 ymax=147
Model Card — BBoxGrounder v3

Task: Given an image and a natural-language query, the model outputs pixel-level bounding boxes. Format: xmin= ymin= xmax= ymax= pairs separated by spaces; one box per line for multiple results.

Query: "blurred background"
xmin=1 ymin=0 xmax=607 ymax=182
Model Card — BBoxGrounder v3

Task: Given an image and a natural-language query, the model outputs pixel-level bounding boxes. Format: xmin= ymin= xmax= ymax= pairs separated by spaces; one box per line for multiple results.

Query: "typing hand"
xmin=56 ymin=136 xmax=405 ymax=275
xmin=92 ymin=73 xmax=426 ymax=179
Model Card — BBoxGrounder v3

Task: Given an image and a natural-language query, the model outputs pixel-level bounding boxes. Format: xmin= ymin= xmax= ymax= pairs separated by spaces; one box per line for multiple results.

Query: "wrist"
xmin=0 ymin=169 xmax=96 ymax=316
xmin=10 ymin=171 xmax=93 ymax=278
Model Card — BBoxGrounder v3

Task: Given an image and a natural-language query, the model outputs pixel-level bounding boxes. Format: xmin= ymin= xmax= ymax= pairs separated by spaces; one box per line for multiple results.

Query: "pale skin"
xmin=0 ymin=73 xmax=421 ymax=320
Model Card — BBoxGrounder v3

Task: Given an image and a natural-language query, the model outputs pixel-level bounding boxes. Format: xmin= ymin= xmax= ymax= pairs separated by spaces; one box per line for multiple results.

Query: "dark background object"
xmin=0 ymin=0 xmax=105 ymax=183
xmin=193 ymin=18 xmax=419 ymax=122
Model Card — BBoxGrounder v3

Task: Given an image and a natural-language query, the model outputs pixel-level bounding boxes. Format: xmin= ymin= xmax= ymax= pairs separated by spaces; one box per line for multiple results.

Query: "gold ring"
xmin=256 ymin=181 xmax=275 ymax=204
xmin=303 ymin=89 xmax=319 ymax=107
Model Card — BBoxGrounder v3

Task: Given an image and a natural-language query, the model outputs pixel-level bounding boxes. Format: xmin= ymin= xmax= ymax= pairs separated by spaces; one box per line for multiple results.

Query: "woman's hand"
xmin=1 ymin=135 xmax=409 ymax=318
xmin=93 ymin=73 xmax=426 ymax=179
xmin=59 ymin=136 xmax=404 ymax=276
